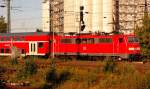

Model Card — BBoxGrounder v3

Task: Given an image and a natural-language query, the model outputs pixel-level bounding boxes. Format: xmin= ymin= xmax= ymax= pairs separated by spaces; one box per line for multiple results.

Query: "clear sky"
xmin=0 ymin=0 xmax=42 ymax=32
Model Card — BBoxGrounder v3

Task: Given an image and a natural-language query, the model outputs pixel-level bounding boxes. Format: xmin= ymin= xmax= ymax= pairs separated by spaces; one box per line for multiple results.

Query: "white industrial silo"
xmin=64 ymin=0 xmax=82 ymax=33
xmin=42 ymin=0 xmax=50 ymax=32
xmin=92 ymin=0 xmax=103 ymax=32
xmin=103 ymin=0 xmax=113 ymax=33
xmin=42 ymin=0 xmax=114 ymax=33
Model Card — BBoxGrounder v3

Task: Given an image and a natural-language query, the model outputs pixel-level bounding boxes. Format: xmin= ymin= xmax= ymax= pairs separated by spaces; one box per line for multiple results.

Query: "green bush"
xmin=44 ymin=67 xmax=71 ymax=89
xmin=45 ymin=67 xmax=58 ymax=84
xmin=59 ymin=69 xmax=71 ymax=83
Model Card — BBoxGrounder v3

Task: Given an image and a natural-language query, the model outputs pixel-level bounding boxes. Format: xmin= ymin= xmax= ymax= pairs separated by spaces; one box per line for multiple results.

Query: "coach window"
xmin=1 ymin=37 xmax=4 ymax=41
xmin=6 ymin=49 xmax=10 ymax=53
xmin=6 ymin=37 xmax=10 ymax=41
xmin=16 ymin=37 xmax=20 ymax=41
xmin=22 ymin=37 xmax=25 ymax=41
xmin=38 ymin=42 xmax=44 ymax=48
xmin=21 ymin=49 xmax=25 ymax=54
xmin=119 ymin=38 xmax=124 ymax=43
xmin=1 ymin=49 xmax=4 ymax=53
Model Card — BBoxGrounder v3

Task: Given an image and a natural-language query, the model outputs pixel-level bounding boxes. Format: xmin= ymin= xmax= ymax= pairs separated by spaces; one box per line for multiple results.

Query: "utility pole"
xmin=7 ymin=0 xmax=11 ymax=33
xmin=49 ymin=0 xmax=55 ymax=59
xmin=114 ymin=0 xmax=120 ymax=33
xmin=144 ymin=0 xmax=148 ymax=13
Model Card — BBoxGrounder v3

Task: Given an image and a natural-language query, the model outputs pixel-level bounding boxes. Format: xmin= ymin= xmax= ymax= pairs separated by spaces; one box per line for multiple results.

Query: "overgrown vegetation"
xmin=0 ymin=66 xmax=6 ymax=89
xmin=43 ymin=67 xmax=71 ymax=89
xmin=135 ymin=13 xmax=150 ymax=59
xmin=17 ymin=59 xmax=38 ymax=79
xmin=1 ymin=57 xmax=150 ymax=89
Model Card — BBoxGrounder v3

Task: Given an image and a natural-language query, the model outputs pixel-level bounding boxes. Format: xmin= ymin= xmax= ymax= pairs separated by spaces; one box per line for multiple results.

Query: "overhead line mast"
xmin=144 ymin=0 xmax=148 ymax=13
xmin=114 ymin=0 xmax=120 ymax=33
xmin=6 ymin=0 xmax=11 ymax=33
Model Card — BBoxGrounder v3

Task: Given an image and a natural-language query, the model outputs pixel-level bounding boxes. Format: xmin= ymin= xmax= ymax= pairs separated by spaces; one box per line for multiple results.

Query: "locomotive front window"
xmin=128 ymin=37 xmax=139 ymax=43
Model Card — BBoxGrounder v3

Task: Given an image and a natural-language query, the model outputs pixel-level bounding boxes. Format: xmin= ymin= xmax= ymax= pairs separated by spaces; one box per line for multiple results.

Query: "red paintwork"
xmin=0 ymin=32 xmax=141 ymax=59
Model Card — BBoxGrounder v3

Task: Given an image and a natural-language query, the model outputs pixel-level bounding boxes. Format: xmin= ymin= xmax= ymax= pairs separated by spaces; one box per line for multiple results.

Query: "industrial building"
xmin=42 ymin=0 xmax=150 ymax=34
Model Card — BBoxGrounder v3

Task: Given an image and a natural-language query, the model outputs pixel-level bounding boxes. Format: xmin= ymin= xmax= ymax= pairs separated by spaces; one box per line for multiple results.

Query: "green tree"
xmin=0 ymin=16 xmax=7 ymax=33
xmin=135 ymin=13 xmax=150 ymax=58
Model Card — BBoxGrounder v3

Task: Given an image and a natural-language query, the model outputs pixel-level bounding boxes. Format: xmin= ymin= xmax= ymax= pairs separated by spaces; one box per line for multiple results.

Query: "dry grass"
xmin=1 ymin=57 xmax=150 ymax=89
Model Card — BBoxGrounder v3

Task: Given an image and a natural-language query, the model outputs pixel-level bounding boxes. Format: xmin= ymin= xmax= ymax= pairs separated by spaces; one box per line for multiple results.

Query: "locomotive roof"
xmin=0 ymin=32 xmax=50 ymax=37
xmin=0 ymin=32 xmax=135 ymax=37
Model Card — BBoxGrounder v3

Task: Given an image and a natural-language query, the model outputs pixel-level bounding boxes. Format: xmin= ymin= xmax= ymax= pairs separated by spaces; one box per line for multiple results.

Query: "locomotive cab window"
xmin=128 ymin=37 xmax=139 ymax=43
xmin=119 ymin=38 xmax=124 ymax=43
xmin=38 ymin=42 xmax=44 ymax=48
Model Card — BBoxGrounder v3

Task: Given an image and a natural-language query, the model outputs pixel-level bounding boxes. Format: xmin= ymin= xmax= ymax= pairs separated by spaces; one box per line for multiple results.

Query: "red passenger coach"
xmin=0 ymin=32 xmax=50 ymax=56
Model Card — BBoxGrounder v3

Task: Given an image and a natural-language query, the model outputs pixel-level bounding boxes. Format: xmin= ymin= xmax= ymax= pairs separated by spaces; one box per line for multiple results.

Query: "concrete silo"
xmin=42 ymin=0 xmax=50 ymax=32
xmin=102 ymin=0 xmax=113 ymax=33
xmin=92 ymin=0 xmax=113 ymax=33
xmin=42 ymin=0 xmax=114 ymax=33
xmin=64 ymin=0 xmax=86 ymax=33
xmin=92 ymin=0 xmax=103 ymax=32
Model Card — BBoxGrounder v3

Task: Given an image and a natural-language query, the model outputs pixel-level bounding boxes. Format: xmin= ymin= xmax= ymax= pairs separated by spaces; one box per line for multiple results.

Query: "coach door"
xmin=29 ymin=42 xmax=37 ymax=55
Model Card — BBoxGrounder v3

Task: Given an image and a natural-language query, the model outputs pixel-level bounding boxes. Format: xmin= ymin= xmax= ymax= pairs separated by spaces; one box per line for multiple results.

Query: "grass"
xmin=1 ymin=57 xmax=150 ymax=89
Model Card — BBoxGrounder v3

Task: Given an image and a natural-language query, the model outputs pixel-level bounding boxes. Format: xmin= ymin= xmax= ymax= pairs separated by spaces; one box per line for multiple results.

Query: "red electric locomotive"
xmin=53 ymin=33 xmax=141 ymax=60
xmin=0 ymin=32 xmax=141 ymax=60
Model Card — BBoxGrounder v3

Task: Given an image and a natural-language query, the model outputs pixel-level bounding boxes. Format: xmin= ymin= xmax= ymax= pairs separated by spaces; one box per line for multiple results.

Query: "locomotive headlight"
xmin=128 ymin=47 xmax=140 ymax=51
xmin=128 ymin=47 xmax=135 ymax=51
xmin=136 ymin=47 xmax=140 ymax=50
